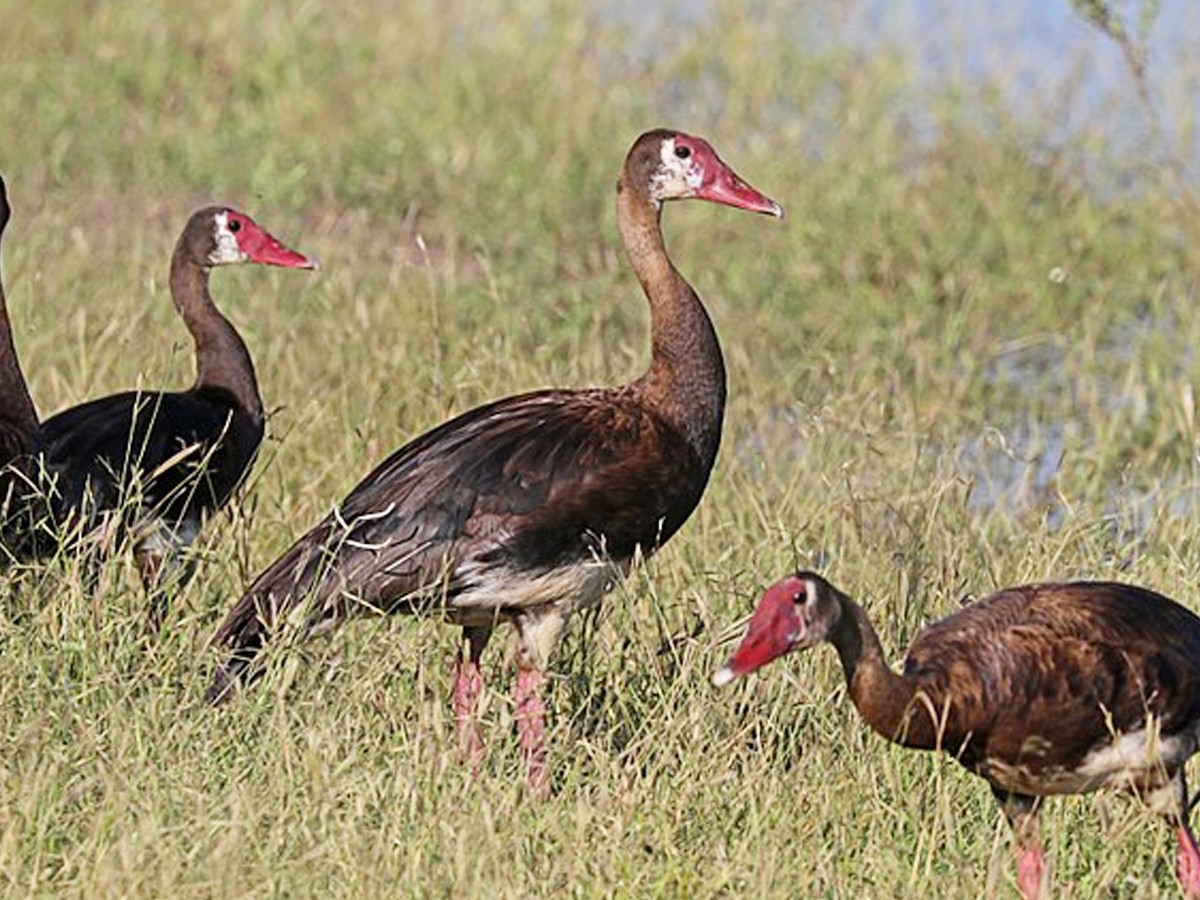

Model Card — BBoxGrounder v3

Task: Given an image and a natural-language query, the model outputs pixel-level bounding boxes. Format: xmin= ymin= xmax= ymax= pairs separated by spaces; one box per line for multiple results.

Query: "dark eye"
xmin=228 ymin=219 xmax=241 ymax=233
xmin=792 ymin=591 xmax=804 ymax=605
xmin=674 ymin=145 xmax=691 ymax=160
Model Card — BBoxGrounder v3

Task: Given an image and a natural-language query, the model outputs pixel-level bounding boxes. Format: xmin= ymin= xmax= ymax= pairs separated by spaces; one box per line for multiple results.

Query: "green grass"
xmin=3 ymin=0 xmax=1200 ymax=896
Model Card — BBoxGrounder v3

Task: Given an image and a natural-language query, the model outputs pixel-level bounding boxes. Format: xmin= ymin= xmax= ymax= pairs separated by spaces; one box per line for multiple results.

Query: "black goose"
xmin=8 ymin=207 xmax=316 ymax=605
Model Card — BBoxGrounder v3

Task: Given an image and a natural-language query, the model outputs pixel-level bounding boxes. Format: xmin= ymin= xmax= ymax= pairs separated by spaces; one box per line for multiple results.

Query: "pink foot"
xmin=453 ymin=657 xmax=486 ymax=772
xmin=1178 ymin=825 xmax=1200 ymax=898
xmin=1016 ymin=844 xmax=1044 ymax=900
xmin=513 ymin=667 xmax=548 ymax=796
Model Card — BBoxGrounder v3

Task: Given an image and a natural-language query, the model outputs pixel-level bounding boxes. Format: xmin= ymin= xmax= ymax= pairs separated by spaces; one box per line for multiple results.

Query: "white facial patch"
xmin=802 ymin=577 xmax=820 ymax=602
xmin=208 ymin=210 xmax=248 ymax=266
xmin=649 ymin=137 xmax=703 ymax=203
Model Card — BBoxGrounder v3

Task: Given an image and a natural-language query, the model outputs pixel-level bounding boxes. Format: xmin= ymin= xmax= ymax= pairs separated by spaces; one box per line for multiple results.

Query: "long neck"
xmin=832 ymin=596 xmax=940 ymax=750
xmin=170 ymin=246 xmax=262 ymax=420
xmin=618 ymin=182 xmax=726 ymax=463
xmin=0 ymin=244 xmax=38 ymax=454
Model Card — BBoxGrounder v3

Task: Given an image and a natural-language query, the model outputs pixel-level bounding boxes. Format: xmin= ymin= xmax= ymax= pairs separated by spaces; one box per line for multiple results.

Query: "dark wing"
xmin=903 ymin=582 xmax=1200 ymax=778
xmin=213 ymin=387 xmax=707 ymax=646
xmin=37 ymin=387 xmax=263 ymax=530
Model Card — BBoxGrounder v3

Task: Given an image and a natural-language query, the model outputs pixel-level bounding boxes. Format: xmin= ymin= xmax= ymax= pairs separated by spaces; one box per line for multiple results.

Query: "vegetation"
xmin=2 ymin=0 xmax=1199 ymax=895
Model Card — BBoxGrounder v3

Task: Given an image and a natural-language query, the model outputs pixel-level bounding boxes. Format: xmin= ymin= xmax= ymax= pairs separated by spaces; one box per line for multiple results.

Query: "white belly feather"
xmin=448 ymin=555 xmax=623 ymax=627
xmin=982 ymin=717 xmax=1200 ymax=801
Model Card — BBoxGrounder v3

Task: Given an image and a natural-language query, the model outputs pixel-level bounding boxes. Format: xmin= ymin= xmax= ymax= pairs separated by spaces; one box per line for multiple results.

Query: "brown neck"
xmin=617 ymin=181 xmax=726 ymax=463
xmin=0 ymin=242 xmax=38 ymax=455
xmin=170 ymin=244 xmax=262 ymax=420
xmin=832 ymin=594 xmax=939 ymax=750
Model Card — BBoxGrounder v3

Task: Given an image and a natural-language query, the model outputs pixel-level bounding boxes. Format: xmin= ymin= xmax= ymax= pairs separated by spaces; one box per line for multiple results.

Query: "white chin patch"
xmin=208 ymin=210 xmax=247 ymax=266
xmin=650 ymin=137 xmax=700 ymax=202
xmin=711 ymin=666 xmax=735 ymax=687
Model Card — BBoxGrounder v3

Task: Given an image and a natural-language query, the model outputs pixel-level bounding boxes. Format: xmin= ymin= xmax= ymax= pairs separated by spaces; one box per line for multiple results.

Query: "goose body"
xmin=898 ymin=582 xmax=1200 ymax=801
xmin=209 ymin=129 xmax=783 ymax=792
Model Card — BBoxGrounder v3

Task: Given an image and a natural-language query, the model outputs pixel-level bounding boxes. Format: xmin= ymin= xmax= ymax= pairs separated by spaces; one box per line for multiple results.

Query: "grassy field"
xmin=3 ymin=1 xmax=1200 ymax=896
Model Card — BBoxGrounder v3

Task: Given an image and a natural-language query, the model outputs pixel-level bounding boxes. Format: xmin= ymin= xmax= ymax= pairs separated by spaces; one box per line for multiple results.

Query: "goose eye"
xmin=792 ymin=590 xmax=804 ymax=605
xmin=228 ymin=220 xmax=241 ymax=233
xmin=674 ymin=145 xmax=691 ymax=160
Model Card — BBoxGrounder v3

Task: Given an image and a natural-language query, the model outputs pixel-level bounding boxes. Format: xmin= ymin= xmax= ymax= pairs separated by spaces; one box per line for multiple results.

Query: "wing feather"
xmin=36 ymin=387 xmax=262 ymax=529
xmin=214 ymin=387 xmax=707 ymax=648
xmin=904 ymin=582 xmax=1200 ymax=777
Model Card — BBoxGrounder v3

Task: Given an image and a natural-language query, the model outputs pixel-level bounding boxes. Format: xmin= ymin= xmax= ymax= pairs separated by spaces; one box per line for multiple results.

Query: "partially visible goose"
xmin=207 ymin=129 xmax=782 ymax=793
xmin=714 ymin=571 xmax=1200 ymax=899
xmin=10 ymin=207 xmax=317 ymax=602
xmin=0 ymin=174 xmax=39 ymax=503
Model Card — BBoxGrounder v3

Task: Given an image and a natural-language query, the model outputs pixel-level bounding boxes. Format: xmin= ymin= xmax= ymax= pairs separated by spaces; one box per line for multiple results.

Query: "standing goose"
xmin=0 ymin=175 xmax=39 ymax=501
xmin=714 ymin=571 xmax=1200 ymax=899
xmin=19 ymin=207 xmax=317 ymax=597
xmin=207 ymin=129 xmax=782 ymax=792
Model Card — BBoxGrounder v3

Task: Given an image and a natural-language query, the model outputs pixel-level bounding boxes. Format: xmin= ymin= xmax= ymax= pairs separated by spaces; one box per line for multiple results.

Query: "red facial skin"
xmin=673 ymin=134 xmax=785 ymax=218
xmin=714 ymin=575 xmax=804 ymax=684
xmin=227 ymin=209 xmax=319 ymax=269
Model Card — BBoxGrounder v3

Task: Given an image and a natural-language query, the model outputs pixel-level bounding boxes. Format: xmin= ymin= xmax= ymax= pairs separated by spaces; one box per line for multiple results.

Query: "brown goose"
xmin=714 ymin=571 xmax=1200 ymax=899
xmin=0 ymin=174 xmax=39 ymax=503
xmin=207 ymin=129 xmax=782 ymax=792
xmin=12 ymin=207 xmax=317 ymax=600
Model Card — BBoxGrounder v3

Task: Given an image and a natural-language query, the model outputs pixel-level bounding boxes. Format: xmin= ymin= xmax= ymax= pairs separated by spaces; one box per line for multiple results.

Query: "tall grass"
xmin=2 ymin=0 xmax=1200 ymax=896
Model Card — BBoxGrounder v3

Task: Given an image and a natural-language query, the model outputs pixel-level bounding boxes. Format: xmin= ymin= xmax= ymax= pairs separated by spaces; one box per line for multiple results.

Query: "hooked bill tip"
xmin=769 ymin=201 xmax=785 ymax=219
xmin=712 ymin=665 xmax=736 ymax=688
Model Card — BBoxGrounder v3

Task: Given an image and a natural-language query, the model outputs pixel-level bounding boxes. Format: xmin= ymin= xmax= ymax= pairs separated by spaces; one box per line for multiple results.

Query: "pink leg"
xmin=996 ymin=791 xmax=1043 ymax=900
xmin=452 ymin=627 xmax=490 ymax=772
xmin=1016 ymin=844 xmax=1044 ymax=900
xmin=513 ymin=667 xmax=548 ymax=796
xmin=1178 ymin=825 xmax=1200 ymax=898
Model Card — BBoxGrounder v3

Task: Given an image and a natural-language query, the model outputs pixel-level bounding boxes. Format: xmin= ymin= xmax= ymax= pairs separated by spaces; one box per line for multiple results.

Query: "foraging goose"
xmin=714 ymin=571 xmax=1200 ymax=899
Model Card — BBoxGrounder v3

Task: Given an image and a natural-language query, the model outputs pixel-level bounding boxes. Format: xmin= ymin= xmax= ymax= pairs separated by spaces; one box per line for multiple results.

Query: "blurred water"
xmin=855 ymin=0 xmax=1199 ymax=169
xmin=677 ymin=1 xmax=1200 ymax=520
xmin=828 ymin=1 xmax=1200 ymax=520
xmin=609 ymin=0 xmax=1199 ymax=174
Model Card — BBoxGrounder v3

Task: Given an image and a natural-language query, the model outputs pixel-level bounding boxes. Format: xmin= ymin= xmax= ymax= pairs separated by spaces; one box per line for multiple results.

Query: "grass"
xmin=2 ymin=0 xmax=1200 ymax=896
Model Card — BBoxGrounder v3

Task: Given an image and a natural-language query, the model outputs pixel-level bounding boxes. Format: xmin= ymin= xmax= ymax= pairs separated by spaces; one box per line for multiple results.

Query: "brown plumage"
xmin=2 ymin=207 xmax=317 ymax=603
xmin=714 ymin=572 xmax=1200 ymax=899
xmin=207 ymin=128 xmax=783 ymax=792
